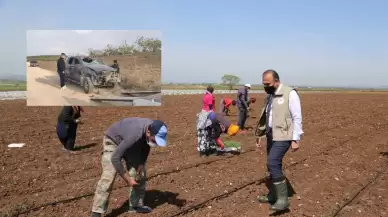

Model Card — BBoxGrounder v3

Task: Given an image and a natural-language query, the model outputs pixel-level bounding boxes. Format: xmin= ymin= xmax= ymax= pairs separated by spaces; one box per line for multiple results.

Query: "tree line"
xmin=88 ymin=36 xmax=161 ymax=57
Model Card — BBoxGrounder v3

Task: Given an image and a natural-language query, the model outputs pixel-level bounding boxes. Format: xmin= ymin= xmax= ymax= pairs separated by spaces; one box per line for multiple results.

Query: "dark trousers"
xmin=237 ymin=107 xmax=247 ymax=129
xmin=266 ymin=131 xmax=291 ymax=182
xmin=57 ymin=71 xmax=65 ymax=87
xmin=57 ymin=122 xmax=78 ymax=150
xmin=220 ymin=105 xmax=229 ymax=115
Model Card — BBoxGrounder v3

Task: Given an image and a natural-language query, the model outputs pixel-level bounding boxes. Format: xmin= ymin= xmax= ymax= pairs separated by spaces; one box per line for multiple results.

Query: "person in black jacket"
xmin=57 ymin=53 xmax=67 ymax=90
xmin=110 ymin=60 xmax=120 ymax=74
xmin=56 ymin=106 xmax=84 ymax=152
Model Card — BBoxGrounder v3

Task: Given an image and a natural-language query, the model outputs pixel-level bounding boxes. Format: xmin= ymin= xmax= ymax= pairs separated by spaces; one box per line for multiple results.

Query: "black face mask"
xmin=264 ymin=85 xmax=276 ymax=94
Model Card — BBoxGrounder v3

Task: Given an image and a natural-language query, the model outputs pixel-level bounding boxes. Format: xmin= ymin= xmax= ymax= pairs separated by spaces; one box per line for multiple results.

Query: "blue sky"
xmin=0 ymin=0 xmax=387 ymax=87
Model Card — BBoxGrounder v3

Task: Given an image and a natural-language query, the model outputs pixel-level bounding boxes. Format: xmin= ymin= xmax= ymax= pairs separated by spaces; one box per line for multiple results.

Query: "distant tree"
xmin=88 ymin=37 xmax=162 ymax=57
xmin=221 ymin=74 xmax=241 ymax=90
xmin=104 ymin=44 xmax=118 ymax=56
xmin=88 ymin=48 xmax=96 ymax=57
xmin=117 ymin=40 xmax=136 ymax=55
xmin=134 ymin=36 xmax=162 ymax=52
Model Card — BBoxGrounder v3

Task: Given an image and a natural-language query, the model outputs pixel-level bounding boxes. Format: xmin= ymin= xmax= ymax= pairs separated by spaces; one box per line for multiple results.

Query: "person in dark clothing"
xmin=56 ymin=106 xmax=84 ymax=152
xmin=91 ymin=118 xmax=168 ymax=217
xmin=110 ymin=60 xmax=120 ymax=74
xmin=236 ymin=84 xmax=251 ymax=132
xmin=57 ymin=53 xmax=67 ymax=90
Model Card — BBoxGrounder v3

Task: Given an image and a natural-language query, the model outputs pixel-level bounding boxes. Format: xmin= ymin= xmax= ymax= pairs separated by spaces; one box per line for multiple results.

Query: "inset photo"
xmin=26 ymin=30 xmax=162 ymax=106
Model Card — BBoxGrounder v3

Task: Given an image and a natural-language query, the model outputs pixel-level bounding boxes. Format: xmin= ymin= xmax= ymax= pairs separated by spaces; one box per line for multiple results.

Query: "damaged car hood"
xmin=86 ymin=64 xmax=116 ymax=72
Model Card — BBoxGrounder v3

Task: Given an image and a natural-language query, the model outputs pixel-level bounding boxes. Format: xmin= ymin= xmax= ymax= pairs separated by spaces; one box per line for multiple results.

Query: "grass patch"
xmin=223 ymin=141 xmax=241 ymax=149
xmin=0 ymin=84 xmax=26 ymax=91
xmin=27 ymin=55 xmax=59 ymax=62
xmin=0 ymin=80 xmax=27 ymax=91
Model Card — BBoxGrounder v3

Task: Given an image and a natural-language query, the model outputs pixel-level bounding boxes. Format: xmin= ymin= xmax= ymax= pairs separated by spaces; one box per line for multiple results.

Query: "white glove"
xmin=75 ymin=119 xmax=81 ymax=123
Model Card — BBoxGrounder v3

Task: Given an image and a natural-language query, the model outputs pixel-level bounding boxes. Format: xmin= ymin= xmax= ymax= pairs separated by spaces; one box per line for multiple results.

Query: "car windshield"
xmin=82 ymin=57 xmax=104 ymax=65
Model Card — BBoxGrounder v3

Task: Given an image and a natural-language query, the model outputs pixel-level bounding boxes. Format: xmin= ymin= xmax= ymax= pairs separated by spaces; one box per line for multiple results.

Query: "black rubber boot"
xmin=270 ymin=180 xmax=290 ymax=211
xmin=91 ymin=212 xmax=101 ymax=217
xmin=128 ymin=205 xmax=152 ymax=213
xmin=257 ymin=183 xmax=276 ymax=204
xmin=128 ymin=199 xmax=152 ymax=213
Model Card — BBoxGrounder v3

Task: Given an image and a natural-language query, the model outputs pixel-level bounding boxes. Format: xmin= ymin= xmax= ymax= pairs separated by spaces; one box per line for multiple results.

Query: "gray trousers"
xmin=237 ymin=107 xmax=247 ymax=129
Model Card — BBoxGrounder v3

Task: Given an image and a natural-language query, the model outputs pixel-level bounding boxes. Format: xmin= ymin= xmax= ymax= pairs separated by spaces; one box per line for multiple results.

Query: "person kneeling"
xmin=56 ymin=106 xmax=84 ymax=153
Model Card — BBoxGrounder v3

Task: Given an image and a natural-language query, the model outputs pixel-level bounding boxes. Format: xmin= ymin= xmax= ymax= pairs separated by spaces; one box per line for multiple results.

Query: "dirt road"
xmin=26 ymin=62 xmax=161 ymax=106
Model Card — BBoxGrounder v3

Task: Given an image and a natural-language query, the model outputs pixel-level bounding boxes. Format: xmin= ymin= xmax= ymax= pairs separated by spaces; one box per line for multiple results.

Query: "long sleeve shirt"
xmin=237 ymin=87 xmax=249 ymax=109
xmin=223 ymin=98 xmax=233 ymax=107
xmin=104 ymin=118 xmax=152 ymax=176
xmin=111 ymin=63 xmax=120 ymax=73
xmin=57 ymin=58 xmax=66 ymax=72
xmin=57 ymin=106 xmax=81 ymax=125
xmin=267 ymin=90 xmax=304 ymax=141
xmin=202 ymin=91 xmax=215 ymax=111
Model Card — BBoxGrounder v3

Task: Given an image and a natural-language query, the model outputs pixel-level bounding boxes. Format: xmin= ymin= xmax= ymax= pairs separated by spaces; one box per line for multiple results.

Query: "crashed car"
xmin=30 ymin=60 xmax=39 ymax=67
xmin=65 ymin=56 xmax=120 ymax=93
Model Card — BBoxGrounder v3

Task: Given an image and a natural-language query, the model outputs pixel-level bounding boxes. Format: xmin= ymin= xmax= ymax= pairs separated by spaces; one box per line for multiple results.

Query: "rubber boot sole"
xmin=128 ymin=206 xmax=152 ymax=213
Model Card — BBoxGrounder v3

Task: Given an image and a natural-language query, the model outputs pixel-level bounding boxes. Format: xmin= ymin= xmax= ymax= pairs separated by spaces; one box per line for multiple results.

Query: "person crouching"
xmin=219 ymin=97 xmax=236 ymax=116
xmin=91 ymin=118 xmax=168 ymax=217
xmin=56 ymin=106 xmax=83 ymax=153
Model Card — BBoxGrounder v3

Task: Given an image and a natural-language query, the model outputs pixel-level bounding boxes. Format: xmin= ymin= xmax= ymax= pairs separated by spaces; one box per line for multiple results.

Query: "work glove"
xmin=124 ymin=173 xmax=138 ymax=186
xmin=215 ymin=138 xmax=225 ymax=150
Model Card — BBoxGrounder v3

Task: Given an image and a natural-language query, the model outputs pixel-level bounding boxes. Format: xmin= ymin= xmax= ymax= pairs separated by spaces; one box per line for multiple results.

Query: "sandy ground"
xmin=26 ymin=62 xmax=161 ymax=106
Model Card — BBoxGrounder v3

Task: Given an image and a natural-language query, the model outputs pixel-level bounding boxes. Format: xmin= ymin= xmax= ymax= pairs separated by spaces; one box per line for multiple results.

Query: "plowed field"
xmin=1 ymin=93 xmax=387 ymax=217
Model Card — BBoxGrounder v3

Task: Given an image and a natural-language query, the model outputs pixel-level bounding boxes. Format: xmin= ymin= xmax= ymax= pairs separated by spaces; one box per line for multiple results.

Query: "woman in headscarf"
xmin=202 ymin=85 xmax=215 ymax=112
xmin=56 ymin=106 xmax=84 ymax=152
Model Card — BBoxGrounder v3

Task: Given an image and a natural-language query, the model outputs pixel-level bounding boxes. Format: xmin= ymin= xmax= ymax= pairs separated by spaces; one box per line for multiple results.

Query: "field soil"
xmin=36 ymin=53 xmax=161 ymax=91
xmin=0 ymin=93 xmax=387 ymax=217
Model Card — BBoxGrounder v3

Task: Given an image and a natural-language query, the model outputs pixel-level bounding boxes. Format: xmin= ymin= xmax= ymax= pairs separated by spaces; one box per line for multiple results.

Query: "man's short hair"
xmin=113 ymin=60 xmax=118 ymax=63
xmin=263 ymin=69 xmax=280 ymax=81
xmin=61 ymin=53 xmax=66 ymax=56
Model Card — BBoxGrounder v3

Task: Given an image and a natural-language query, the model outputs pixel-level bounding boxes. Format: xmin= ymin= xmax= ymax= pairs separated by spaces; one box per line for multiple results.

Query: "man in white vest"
xmin=255 ymin=69 xmax=303 ymax=212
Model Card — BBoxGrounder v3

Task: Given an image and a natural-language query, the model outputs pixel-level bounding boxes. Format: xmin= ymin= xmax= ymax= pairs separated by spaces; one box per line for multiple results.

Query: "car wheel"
xmin=83 ymin=77 xmax=94 ymax=94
